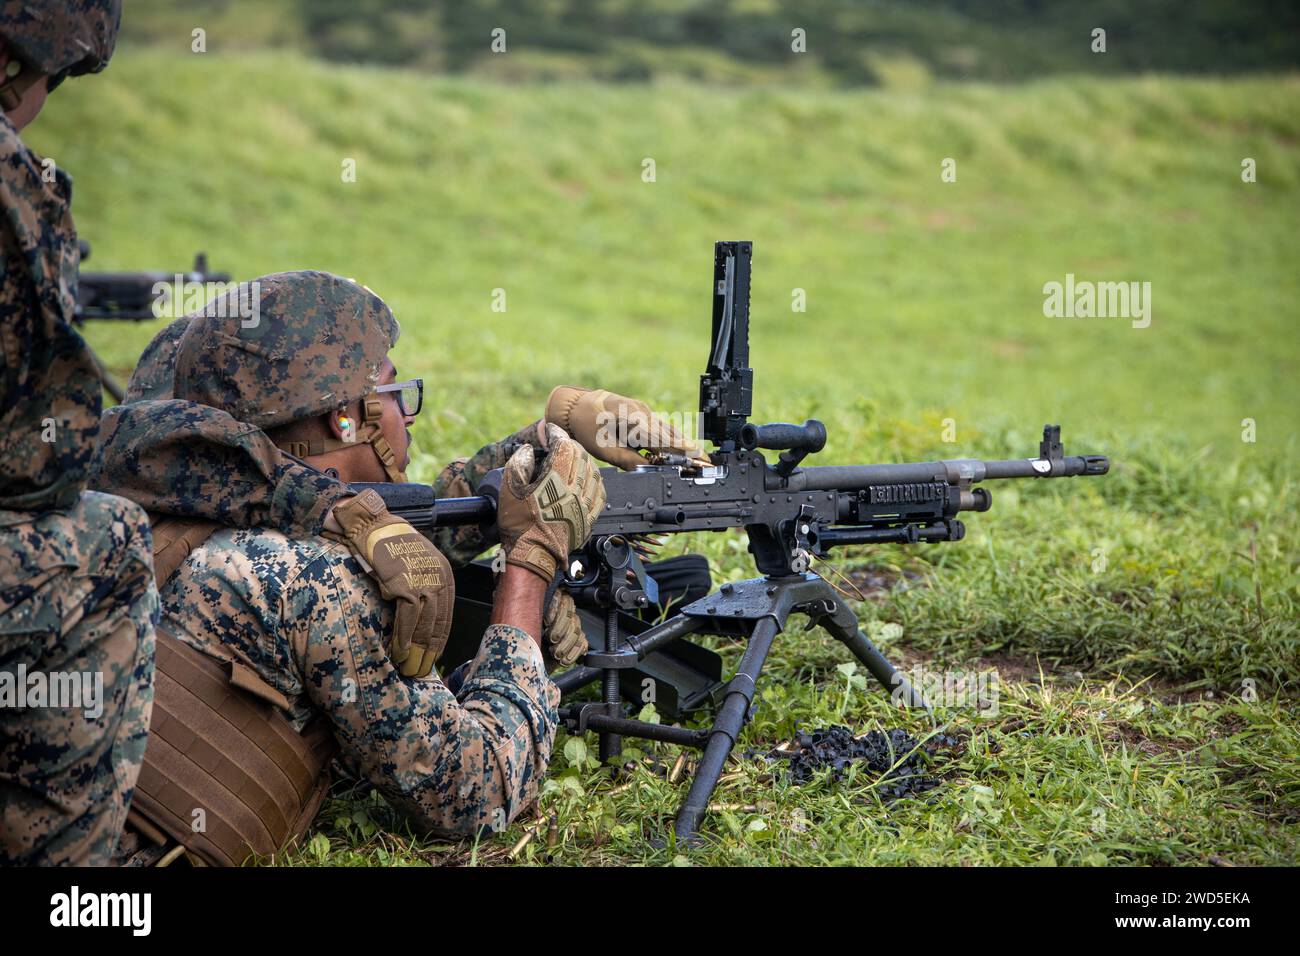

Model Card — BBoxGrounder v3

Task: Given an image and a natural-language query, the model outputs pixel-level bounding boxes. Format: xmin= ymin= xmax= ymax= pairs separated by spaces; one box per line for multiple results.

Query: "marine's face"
xmin=376 ymin=357 xmax=415 ymax=473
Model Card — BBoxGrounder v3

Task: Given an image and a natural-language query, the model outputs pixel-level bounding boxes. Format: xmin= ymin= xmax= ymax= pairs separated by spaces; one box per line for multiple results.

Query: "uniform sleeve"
xmin=92 ymin=399 xmax=351 ymax=535
xmin=428 ymin=420 xmax=545 ymax=567
xmin=284 ymin=550 xmax=559 ymax=837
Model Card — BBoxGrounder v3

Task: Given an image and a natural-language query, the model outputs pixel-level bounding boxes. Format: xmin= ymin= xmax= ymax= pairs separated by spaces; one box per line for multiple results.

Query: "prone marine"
xmin=92 ymin=270 xmax=706 ymax=863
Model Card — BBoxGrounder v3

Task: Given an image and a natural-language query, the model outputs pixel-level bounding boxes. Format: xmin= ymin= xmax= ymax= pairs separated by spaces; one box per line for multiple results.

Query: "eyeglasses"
xmin=373 ymin=378 xmax=423 ymax=417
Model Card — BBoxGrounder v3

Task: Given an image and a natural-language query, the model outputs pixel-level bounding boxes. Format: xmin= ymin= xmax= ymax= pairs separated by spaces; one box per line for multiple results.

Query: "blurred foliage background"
xmin=124 ymin=0 xmax=1300 ymax=86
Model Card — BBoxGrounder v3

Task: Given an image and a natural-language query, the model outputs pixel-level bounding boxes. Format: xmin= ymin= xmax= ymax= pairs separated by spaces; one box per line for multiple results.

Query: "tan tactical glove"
xmin=543 ymin=590 xmax=588 ymax=668
xmin=331 ymin=489 xmax=454 ymax=678
xmin=546 ymin=385 xmax=710 ymax=471
xmin=497 ymin=423 xmax=606 ymax=582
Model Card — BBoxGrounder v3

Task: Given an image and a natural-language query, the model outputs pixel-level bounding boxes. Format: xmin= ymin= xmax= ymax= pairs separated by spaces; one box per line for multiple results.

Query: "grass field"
xmin=31 ymin=51 xmax=1299 ymax=865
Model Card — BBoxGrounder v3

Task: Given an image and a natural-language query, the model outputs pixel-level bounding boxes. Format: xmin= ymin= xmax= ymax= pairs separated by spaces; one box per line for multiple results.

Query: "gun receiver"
xmin=356 ymin=240 xmax=1110 ymax=843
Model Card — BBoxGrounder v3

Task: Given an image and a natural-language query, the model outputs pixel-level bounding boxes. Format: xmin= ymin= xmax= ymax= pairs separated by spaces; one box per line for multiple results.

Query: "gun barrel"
xmin=358 ymin=451 xmax=1108 ymax=533
xmin=785 ymin=454 xmax=1108 ymax=491
xmin=430 ymin=495 xmax=495 ymax=526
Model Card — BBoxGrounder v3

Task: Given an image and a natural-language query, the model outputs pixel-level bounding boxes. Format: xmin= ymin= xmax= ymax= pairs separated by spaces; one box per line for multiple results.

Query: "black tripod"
xmin=553 ymin=542 xmax=930 ymax=842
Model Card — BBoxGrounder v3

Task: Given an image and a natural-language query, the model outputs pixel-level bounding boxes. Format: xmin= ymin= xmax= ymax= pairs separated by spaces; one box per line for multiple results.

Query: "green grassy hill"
xmin=29 ymin=52 xmax=1299 ymax=864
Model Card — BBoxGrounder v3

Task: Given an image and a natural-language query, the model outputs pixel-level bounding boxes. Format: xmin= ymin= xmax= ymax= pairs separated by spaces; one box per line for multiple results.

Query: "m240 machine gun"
xmin=360 ymin=241 xmax=1109 ymax=842
xmin=74 ymin=240 xmax=230 ymax=401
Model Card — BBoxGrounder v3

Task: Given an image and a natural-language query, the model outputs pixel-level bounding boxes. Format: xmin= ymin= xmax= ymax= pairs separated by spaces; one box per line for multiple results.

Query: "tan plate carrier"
xmin=127 ymin=516 xmax=339 ymax=866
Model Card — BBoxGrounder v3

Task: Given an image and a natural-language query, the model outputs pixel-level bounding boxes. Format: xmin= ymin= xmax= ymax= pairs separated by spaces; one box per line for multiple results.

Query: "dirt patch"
xmin=840 ymin=564 xmax=926 ymax=601
xmin=1109 ymin=721 xmax=1197 ymax=756
xmin=972 ymin=651 xmax=1056 ymax=685
xmin=910 ymin=646 xmax=1196 ymax=702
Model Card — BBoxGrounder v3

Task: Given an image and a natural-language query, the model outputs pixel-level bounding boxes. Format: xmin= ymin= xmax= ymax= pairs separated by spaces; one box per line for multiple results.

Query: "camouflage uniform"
xmin=0 ymin=117 xmax=97 ymax=509
xmin=95 ymin=272 xmax=560 ymax=837
xmin=0 ymin=494 xmax=156 ymax=866
xmin=159 ymin=527 xmax=557 ymax=836
xmin=0 ymin=1 xmax=156 ymax=867
xmin=94 ymin=398 xmax=351 ymax=534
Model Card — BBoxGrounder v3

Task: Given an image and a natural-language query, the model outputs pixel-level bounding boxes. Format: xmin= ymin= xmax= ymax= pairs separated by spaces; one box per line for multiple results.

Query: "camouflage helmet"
xmin=174 ymin=270 xmax=399 ymax=431
xmin=0 ymin=1 xmax=121 ymax=81
xmin=123 ymin=315 xmax=189 ymax=403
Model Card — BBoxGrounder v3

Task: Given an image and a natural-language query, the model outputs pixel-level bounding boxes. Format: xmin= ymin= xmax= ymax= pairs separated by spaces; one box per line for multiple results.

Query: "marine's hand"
xmin=497 ymin=423 xmax=606 ymax=582
xmin=542 ymin=590 xmax=587 ymax=668
xmin=331 ymin=489 xmax=453 ymax=678
xmin=545 ymin=384 xmax=710 ymax=471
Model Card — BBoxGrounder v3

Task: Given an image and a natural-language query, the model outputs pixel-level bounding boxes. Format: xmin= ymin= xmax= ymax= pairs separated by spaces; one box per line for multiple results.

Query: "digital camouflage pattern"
xmin=96 ymin=269 xmax=539 ymax=543
xmin=114 ymin=289 xmax=545 ymax=560
xmin=0 ymin=1 xmax=121 ymax=78
xmin=174 ymin=271 xmax=398 ymax=431
xmin=0 ymin=491 xmax=157 ymax=866
xmin=102 ymin=306 xmax=353 ymax=534
xmin=159 ymin=526 xmax=558 ymax=836
xmin=93 ymin=395 xmax=572 ymax=663
xmin=92 ymin=399 xmax=350 ymax=535
xmin=0 ymin=111 xmax=98 ymax=512
xmin=122 ymin=315 xmax=188 ymax=403
xmin=92 ymin=397 xmax=568 ymax=833
xmin=0 ymin=83 xmax=157 ymax=867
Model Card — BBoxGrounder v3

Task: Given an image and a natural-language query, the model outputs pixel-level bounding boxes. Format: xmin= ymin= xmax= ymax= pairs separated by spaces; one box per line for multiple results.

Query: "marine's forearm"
xmin=336 ymin=622 xmax=558 ymax=838
xmin=490 ymin=564 xmax=546 ymax=649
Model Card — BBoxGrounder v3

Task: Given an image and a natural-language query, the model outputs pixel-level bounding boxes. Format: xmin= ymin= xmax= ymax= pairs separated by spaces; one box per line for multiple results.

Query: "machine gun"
xmin=74 ymin=240 xmax=231 ymax=401
xmin=359 ymin=240 xmax=1109 ymax=842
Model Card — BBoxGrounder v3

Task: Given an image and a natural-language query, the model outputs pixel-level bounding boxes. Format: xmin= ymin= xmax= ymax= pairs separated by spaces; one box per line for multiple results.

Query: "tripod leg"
xmin=553 ymin=609 xmax=705 ymax=697
xmin=673 ymin=617 xmax=780 ymax=842
xmin=599 ymin=607 xmax=622 ymax=763
xmin=819 ymin=600 xmax=931 ymax=712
